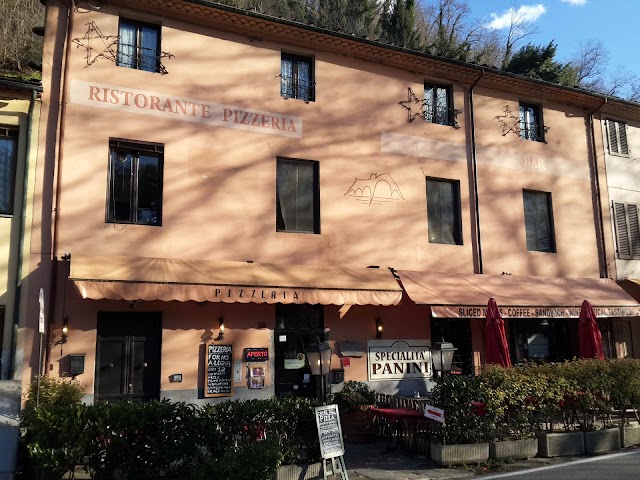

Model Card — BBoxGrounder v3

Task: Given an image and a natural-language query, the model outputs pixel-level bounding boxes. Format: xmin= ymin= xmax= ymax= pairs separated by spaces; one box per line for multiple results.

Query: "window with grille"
xmin=117 ymin=19 xmax=161 ymax=73
xmin=606 ymin=119 xmax=629 ymax=155
xmin=281 ymin=53 xmax=315 ymax=102
xmin=423 ymin=83 xmax=453 ymax=126
xmin=613 ymin=202 xmax=640 ymax=259
xmin=276 ymin=158 xmax=319 ymax=233
xmin=519 ymin=103 xmax=544 ymax=142
xmin=0 ymin=127 xmax=18 ymax=215
xmin=523 ymin=190 xmax=556 ymax=252
xmin=426 ymin=178 xmax=462 ymax=245
xmin=107 ymin=139 xmax=163 ymax=226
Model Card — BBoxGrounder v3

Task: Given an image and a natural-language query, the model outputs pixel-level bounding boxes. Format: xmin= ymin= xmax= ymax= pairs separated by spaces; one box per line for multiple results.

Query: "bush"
xmin=21 ymin=375 xmax=85 ymax=433
xmin=332 ymin=381 xmax=376 ymax=413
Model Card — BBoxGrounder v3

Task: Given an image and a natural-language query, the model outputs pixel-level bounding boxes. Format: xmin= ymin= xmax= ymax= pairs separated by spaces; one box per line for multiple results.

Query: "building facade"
xmin=29 ymin=0 xmax=640 ymax=406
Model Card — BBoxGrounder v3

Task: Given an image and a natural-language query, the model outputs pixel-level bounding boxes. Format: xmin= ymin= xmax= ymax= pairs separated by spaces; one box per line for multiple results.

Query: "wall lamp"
xmin=61 ymin=316 xmax=69 ymax=344
xmin=214 ymin=316 xmax=225 ymax=341
xmin=376 ymin=318 xmax=384 ymax=339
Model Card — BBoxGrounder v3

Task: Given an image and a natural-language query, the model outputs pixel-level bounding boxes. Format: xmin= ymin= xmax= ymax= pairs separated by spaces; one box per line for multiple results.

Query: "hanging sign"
xmin=315 ymin=404 xmax=345 ymax=459
xmin=204 ymin=343 xmax=233 ymax=397
xmin=244 ymin=348 xmax=269 ymax=362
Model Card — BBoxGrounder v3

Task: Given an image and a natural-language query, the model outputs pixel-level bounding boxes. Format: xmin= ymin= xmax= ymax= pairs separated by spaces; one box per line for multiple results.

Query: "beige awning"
xmin=397 ymin=270 xmax=640 ymax=319
xmin=70 ymin=255 xmax=403 ymax=306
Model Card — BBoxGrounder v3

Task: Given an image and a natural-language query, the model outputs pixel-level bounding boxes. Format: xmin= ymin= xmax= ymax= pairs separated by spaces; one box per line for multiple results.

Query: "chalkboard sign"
xmin=204 ymin=343 xmax=233 ymax=397
xmin=315 ymin=404 xmax=345 ymax=459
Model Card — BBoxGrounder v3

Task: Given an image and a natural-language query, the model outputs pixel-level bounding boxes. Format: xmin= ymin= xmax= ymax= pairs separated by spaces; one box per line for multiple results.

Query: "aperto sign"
xmin=367 ymin=340 xmax=432 ymax=381
xmin=243 ymin=348 xmax=269 ymax=362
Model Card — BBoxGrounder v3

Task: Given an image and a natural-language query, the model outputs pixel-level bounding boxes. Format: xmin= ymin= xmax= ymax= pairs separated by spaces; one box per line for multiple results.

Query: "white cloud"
xmin=561 ymin=0 xmax=587 ymax=5
xmin=486 ymin=4 xmax=547 ymax=30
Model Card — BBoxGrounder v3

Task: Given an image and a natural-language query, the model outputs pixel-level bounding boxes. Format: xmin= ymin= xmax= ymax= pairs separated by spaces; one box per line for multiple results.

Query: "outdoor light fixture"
xmin=432 ymin=341 xmax=457 ymax=377
xmin=376 ymin=318 xmax=384 ymax=339
xmin=305 ymin=340 xmax=333 ymax=404
xmin=61 ymin=317 xmax=69 ymax=344
xmin=214 ymin=316 xmax=225 ymax=341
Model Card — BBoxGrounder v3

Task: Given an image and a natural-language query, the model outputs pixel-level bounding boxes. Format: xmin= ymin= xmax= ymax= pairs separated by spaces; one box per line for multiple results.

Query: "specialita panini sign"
xmin=431 ymin=305 xmax=640 ymax=319
xmin=70 ymin=80 xmax=302 ymax=138
xmin=367 ymin=339 xmax=432 ymax=381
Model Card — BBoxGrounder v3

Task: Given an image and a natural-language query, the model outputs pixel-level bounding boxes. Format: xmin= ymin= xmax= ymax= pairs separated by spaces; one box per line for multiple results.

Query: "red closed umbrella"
xmin=579 ymin=299 xmax=605 ymax=360
xmin=484 ymin=297 xmax=512 ymax=367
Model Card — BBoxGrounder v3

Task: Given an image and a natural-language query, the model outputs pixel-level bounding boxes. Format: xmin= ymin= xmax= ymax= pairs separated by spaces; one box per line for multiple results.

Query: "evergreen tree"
xmin=380 ymin=0 xmax=424 ymax=50
xmin=504 ymin=42 xmax=579 ymax=86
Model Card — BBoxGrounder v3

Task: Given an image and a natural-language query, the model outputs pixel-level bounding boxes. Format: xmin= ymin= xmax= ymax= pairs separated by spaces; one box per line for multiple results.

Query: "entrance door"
xmin=274 ymin=304 xmax=325 ymax=399
xmin=430 ymin=318 xmax=474 ymax=375
xmin=95 ymin=312 xmax=162 ymax=402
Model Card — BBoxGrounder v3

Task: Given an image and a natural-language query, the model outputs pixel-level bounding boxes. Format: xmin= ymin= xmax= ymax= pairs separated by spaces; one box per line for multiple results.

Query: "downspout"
xmin=8 ymin=89 xmax=37 ymax=379
xmin=469 ymin=69 xmax=485 ymax=274
xmin=44 ymin=0 xmax=75 ymax=376
xmin=588 ymin=97 xmax=608 ymax=278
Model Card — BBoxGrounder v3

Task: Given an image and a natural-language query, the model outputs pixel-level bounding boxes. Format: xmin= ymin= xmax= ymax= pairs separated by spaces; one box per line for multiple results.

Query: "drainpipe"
xmin=588 ymin=98 xmax=608 ymax=279
xmin=469 ymin=69 xmax=485 ymax=274
xmin=8 ymin=89 xmax=37 ymax=379
xmin=44 ymin=0 xmax=75 ymax=377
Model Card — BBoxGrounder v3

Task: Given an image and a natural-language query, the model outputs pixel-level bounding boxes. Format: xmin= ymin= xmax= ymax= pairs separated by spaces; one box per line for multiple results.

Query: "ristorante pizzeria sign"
xmin=431 ymin=305 xmax=640 ymax=319
xmin=69 ymin=80 xmax=302 ymax=138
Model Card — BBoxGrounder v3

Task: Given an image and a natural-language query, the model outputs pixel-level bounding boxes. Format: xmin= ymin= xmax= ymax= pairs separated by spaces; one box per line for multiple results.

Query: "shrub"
xmin=21 ymin=375 xmax=85 ymax=433
xmin=332 ymin=381 xmax=376 ymax=413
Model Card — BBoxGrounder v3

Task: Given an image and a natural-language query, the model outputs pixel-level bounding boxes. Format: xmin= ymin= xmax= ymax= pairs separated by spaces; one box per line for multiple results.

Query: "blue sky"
xmin=469 ymin=1 xmax=639 ymax=85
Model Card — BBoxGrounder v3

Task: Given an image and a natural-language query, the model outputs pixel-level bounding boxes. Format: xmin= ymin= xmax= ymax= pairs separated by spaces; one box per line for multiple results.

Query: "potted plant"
xmin=429 ymin=375 xmax=492 ymax=466
xmin=332 ymin=381 xmax=377 ymax=444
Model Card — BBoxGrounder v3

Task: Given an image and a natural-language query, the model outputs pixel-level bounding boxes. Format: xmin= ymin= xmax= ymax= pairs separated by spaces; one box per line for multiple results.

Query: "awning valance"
xmin=70 ymin=255 xmax=403 ymax=306
xmin=396 ymin=270 xmax=640 ymax=319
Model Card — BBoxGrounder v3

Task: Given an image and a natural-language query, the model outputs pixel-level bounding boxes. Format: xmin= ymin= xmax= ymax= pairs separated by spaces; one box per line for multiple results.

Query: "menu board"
xmin=204 ymin=343 xmax=233 ymax=397
xmin=315 ymin=404 xmax=345 ymax=459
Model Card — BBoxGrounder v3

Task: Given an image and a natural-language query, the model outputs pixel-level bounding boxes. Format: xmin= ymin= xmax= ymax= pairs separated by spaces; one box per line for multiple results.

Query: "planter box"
xmin=621 ymin=425 xmax=640 ymax=448
xmin=430 ymin=443 xmax=489 ymax=467
xmin=276 ymin=462 xmax=322 ymax=480
xmin=584 ymin=428 xmax=620 ymax=454
xmin=537 ymin=431 xmax=585 ymax=457
xmin=489 ymin=438 xmax=538 ymax=460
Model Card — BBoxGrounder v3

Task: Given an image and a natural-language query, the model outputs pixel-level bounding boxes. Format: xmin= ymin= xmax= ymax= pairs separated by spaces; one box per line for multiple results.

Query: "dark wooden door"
xmin=95 ymin=312 xmax=162 ymax=402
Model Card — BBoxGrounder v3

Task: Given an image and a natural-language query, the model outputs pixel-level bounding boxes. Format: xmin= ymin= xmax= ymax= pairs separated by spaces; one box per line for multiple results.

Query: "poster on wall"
xmin=204 ymin=343 xmax=233 ymax=397
xmin=248 ymin=363 xmax=266 ymax=389
xmin=367 ymin=339 xmax=432 ymax=381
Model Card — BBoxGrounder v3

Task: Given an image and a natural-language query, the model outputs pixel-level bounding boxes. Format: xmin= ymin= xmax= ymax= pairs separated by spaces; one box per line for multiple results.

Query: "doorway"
xmin=274 ymin=304 xmax=325 ymax=399
xmin=430 ymin=317 xmax=474 ymax=375
xmin=95 ymin=312 xmax=162 ymax=402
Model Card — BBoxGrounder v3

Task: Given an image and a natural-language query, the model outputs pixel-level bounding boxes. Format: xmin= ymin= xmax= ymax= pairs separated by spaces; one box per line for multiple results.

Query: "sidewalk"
xmin=342 ymin=441 xmax=587 ymax=480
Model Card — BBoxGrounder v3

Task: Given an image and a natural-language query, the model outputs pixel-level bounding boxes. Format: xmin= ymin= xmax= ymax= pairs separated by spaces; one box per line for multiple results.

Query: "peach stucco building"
xmin=17 ymin=0 xmax=640 ymax=405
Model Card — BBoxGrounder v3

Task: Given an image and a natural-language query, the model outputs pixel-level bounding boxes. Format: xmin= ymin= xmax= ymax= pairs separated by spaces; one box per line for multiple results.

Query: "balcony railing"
xmin=520 ymin=121 xmax=544 ymax=142
xmin=280 ymin=75 xmax=315 ymax=103
xmin=423 ymin=103 xmax=455 ymax=127
xmin=117 ymin=44 xmax=161 ymax=73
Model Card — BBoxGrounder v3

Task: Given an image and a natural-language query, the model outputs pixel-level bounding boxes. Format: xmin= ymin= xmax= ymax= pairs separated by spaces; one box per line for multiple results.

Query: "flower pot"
xmin=537 ymin=431 xmax=585 ymax=457
xmin=584 ymin=428 xmax=620 ymax=454
xmin=621 ymin=424 xmax=640 ymax=448
xmin=489 ymin=438 xmax=538 ymax=460
xmin=430 ymin=442 xmax=489 ymax=467
xmin=340 ymin=405 xmax=376 ymax=444
xmin=276 ymin=462 xmax=322 ymax=480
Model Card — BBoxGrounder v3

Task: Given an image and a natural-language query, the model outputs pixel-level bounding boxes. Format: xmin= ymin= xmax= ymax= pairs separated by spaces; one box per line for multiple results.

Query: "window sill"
xmin=276 ymin=229 xmax=320 ymax=235
xmin=106 ymin=221 xmax=162 ymax=227
xmin=525 ymin=250 xmax=556 ymax=254
xmin=0 ymin=213 xmax=14 ymax=218
xmin=607 ymin=151 xmax=631 ymax=158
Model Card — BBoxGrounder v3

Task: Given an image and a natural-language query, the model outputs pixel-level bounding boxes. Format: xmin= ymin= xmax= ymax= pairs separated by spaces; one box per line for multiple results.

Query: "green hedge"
xmin=22 ymin=395 xmax=319 ymax=480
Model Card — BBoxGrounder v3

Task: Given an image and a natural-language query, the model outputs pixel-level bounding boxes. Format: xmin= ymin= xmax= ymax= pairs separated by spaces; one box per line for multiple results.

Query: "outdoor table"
xmin=371 ymin=407 xmax=427 ymax=452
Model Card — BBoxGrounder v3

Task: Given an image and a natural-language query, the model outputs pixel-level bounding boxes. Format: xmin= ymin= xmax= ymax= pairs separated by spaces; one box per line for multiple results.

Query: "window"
xmin=107 ymin=139 xmax=163 ymax=226
xmin=424 ymin=83 xmax=453 ymax=126
xmin=0 ymin=127 xmax=18 ymax=215
xmin=281 ymin=53 xmax=314 ymax=102
xmin=613 ymin=202 xmax=640 ymax=259
xmin=523 ymin=190 xmax=555 ymax=252
xmin=426 ymin=178 xmax=462 ymax=245
xmin=117 ymin=19 xmax=160 ymax=72
xmin=519 ymin=103 xmax=544 ymax=142
xmin=606 ymin=119 xmax=629 ymax=155
xmin=276 ymin=158 xmax=319 ymax=233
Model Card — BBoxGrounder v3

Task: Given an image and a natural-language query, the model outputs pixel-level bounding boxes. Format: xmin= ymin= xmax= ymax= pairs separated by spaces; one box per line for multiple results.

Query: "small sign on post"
xmin=315 ymin=404 xmax=349 ymax=479
xmin=423 ymin=403 xmax=445 ymax=423
xmin=38 ymin=288 xmax=45 ymax=334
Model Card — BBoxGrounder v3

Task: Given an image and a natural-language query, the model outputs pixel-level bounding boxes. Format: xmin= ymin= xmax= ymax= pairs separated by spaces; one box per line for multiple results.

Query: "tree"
xmin=504 ymin=42 xmax=578 ymax=86
xmin=0 ymin=0 xmax=45 ymax=73
xmin=380 ymin=0 xmax=424 ymax=50
xmin=498 ymin=5 xmax=539 ymax=70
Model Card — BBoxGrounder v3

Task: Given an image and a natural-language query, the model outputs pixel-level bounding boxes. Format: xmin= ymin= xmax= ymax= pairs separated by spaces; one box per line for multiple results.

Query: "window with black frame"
xmin=0 ymin=127 xmax=18 ymax=215
xmin=117 ymin=19 xmax=161 ymax=73
xmin=424 ymin=83 xmax=453 ymax=126
xmin=523 ymin=190 xmax=555 ymax=252
xmin=519 ymin=103 xmax=544 ymax=142
xmin=276 ymin=158 xmax=319 ymax=233
xmin=426 ymin=178 xmax=462 ymax=245
xmin=107 ymin=140 xmax=163 ymax=226
xmin=281 ymin=53 xmax=314 ymax=102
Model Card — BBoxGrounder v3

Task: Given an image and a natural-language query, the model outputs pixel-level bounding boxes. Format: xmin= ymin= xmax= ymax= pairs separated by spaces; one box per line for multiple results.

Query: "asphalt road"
xmin=471 ymin=450 xmax=640 ymax=480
